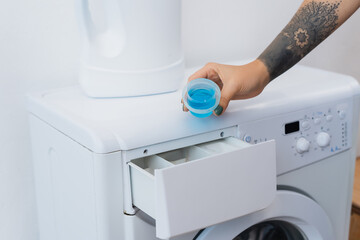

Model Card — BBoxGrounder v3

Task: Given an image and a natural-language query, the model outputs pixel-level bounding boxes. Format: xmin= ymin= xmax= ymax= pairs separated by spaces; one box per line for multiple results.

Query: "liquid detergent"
xmin=183 ymin=78 xmax=221 ymax=118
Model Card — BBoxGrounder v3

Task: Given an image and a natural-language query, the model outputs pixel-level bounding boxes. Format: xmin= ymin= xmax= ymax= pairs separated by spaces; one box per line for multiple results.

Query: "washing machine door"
xmin=195 ymin=190 xmax=334 ymax=240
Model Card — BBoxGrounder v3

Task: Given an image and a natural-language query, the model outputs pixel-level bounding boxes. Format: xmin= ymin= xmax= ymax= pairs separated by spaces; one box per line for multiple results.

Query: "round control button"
xmin=301 ymin=121 xmax=310 ymax=130
xmin=316 ymin=132 xmax=331 ymax=147
xmin=296 ymin=138 xmax=310 ymax=154
xmin=339 ymin=110 xmax=346 ymax=119
xmin=326 ymin=115 xmax=333 ymax=122
xmin=314 ymin=118 xmax=321 ymax=125
xmin=244 ymin=135 xmax=252 ymax=143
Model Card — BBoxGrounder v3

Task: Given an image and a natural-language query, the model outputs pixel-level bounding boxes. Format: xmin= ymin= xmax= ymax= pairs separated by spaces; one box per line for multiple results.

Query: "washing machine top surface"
xmin=27 ymin=63 xmax=360 ymax=153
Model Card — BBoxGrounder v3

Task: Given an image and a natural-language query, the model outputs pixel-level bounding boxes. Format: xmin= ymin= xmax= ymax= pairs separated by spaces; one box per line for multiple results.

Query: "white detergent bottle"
xmin=76 ymin=0 xmax=184 ymax=97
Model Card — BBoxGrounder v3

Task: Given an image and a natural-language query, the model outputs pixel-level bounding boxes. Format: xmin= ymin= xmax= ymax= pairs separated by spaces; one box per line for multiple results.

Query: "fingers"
xmin=181 ymin=98 xmax=189 ymax=112
xmin=183 ymin=63 xmax=221 ymax=113
xmin=183 ymin=60 xmax=269 ymax=117
xmin=183 ymin=62 xmax=236 ymax=116
xmin=214 ymin=83 xmax=236 ymax=116
xmin=188 ymin=62 xmax=221 ymax=83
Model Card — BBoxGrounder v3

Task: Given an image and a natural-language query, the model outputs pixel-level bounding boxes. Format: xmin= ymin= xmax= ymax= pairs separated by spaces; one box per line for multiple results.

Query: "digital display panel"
xmin=285 ymin=121 xmax=300 ymax=134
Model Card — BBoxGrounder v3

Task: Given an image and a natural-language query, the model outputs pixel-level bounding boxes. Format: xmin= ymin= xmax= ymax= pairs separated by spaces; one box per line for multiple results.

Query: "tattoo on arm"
xmin=258 ymin=1 xmax=341 ymax=81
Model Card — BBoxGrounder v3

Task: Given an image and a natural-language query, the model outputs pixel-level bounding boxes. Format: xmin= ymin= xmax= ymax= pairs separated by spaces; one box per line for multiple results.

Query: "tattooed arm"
xmin=259 ymin=0 xmax=360 ymax=81
xmin=184 ymin=0 xmax=359 ymax=116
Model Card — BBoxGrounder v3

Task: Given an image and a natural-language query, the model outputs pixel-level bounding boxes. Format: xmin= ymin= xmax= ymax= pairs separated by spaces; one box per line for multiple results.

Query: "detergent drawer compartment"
xmin=128 ymin=137 xmax=276 ymax=239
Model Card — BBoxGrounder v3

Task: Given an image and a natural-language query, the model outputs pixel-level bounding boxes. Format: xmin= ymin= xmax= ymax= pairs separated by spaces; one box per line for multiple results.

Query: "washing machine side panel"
xmin=347 ymin=94 xmax=360 ymax=239
xmin=352 ymin=94 xmax=360 ymax=159
xmin=29 ymin=115 xmax=98 ymax=240
xmin=277 ymin=150 xmax=353 ymax=240
xmin=92 ymin=152 xmax=125 ymax=240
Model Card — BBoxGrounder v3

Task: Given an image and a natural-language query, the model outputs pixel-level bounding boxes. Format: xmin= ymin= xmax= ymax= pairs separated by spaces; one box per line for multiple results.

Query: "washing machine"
xmin=27 ymin=63 xmax=360 ymax=240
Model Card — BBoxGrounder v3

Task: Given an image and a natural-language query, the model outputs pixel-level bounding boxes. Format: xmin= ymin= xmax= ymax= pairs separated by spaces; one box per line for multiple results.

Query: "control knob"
xmin=316 ymin=132 xmax=331 ymax=147
xmin=339 ymin=110 xmax=346 ymax=119
xmin=296 ymin=137 xmax=310 ymax=154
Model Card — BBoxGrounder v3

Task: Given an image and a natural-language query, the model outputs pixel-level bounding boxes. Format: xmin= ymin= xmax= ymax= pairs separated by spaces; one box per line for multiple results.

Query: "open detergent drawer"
xmin=128 ymin=137 xmax=276 ymax=239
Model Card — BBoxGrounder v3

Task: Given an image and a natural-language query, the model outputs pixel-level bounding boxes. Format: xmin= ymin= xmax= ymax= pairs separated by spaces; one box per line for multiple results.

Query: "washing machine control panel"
xmin=237 ymin=99 xmax=353 ymax=175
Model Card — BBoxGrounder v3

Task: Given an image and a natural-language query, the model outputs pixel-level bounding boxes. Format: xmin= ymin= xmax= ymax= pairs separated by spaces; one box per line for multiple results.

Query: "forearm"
xmin=258 ymin=0 xmax=360 ymax=81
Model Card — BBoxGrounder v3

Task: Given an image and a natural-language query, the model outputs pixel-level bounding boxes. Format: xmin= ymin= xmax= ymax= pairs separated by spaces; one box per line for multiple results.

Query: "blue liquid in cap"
xmin=188 ymin=88 xmax=216 ymax=118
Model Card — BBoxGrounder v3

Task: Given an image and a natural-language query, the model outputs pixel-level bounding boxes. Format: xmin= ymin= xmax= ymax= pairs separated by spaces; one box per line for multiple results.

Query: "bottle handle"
xmin=75 ymin=0 xmax=95 ymax=42
xmin=103 ymin=0 xmax=125 ymax=35
xmin=76 ymin=0 xmax=126 ymax=57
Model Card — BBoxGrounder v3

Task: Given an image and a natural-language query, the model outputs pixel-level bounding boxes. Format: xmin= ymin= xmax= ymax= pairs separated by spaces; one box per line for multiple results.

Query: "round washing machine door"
xmin=195 ymin=190 xmax=334 ymax=240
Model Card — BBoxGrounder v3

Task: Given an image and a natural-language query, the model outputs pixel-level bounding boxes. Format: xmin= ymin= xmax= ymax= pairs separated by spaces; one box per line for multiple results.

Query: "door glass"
xmin=233 ymin=220 xmax=307 ymax=240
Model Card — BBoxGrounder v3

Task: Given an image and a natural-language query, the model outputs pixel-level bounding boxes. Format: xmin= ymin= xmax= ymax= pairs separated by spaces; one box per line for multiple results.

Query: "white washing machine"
xmin=27 ymin=64 xmax=360 ymax=240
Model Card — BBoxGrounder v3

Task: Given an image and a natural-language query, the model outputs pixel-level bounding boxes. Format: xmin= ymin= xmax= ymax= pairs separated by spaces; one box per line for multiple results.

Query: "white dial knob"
xmin=314 ymin=118 xmax=321 ymax=125
xmin=339 ymin=110 xmax=346 ymax=119
xmin=296 ymin=138 xmax=310 ymax=154
xmin=316 ymin=132 xmax=331 ymax=147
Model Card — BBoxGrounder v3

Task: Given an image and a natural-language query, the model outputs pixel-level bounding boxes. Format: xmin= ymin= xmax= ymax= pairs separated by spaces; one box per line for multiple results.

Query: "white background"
xmin=0 ymin=0 xmax=359 ymax=239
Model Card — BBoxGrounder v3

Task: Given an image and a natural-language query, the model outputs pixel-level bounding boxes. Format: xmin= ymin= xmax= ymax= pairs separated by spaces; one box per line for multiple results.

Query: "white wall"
xmin=0 ymin=1 xmax=80 ymax=240
xmin=0 ymin=0 xmax=359 ymax=239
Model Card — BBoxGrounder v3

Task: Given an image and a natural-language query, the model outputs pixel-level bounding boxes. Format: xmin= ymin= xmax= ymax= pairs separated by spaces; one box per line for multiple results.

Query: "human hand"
xmin=182 ymin=59 xmax=270 ymax=116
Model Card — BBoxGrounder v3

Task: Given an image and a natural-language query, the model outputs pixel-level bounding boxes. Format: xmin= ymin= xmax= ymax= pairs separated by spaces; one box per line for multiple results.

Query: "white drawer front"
xmin=129 ymin=137 xmax=276 ymax=239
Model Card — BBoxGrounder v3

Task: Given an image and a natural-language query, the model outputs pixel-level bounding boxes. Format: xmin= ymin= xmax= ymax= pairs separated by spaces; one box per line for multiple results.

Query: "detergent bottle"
xmin=76 ymin=0 xmax=184 ymax=97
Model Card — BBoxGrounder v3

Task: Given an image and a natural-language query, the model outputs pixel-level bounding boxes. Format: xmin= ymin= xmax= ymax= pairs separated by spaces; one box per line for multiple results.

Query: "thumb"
xmin=213 ymin=84 xmax=236 ymax=116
